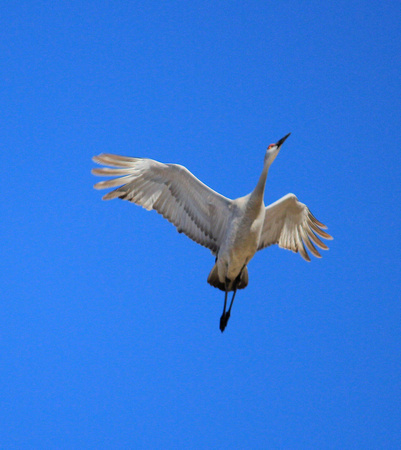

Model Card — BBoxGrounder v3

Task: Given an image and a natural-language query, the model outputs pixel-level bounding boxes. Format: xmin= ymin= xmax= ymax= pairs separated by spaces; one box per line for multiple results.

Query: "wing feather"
xmin=300 ymin=227 xmax=321 ymax=258
xmin=92 ymin=154 xmax=232 ymax=253
xmin=258 ymin=193 xmax=332 ymax=260
xmin=308 ymin=220 xmax=332 ymax=241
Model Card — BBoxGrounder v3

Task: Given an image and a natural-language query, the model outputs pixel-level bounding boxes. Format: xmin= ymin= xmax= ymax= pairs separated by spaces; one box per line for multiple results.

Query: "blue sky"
xmin=1 ymin=0 xmax=400 ymax=448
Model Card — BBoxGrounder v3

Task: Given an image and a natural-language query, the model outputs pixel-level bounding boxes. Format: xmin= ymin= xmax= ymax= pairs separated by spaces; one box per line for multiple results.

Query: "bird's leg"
xmin=226 ymin=287 xmax=238 ymax=322
xmin=221 ymin=267 xmax=244 ymax=332
xmin=220 ymin=278 xmax=230 ymax=332
xmin=220 ymin=287 xmax=237 ymax=333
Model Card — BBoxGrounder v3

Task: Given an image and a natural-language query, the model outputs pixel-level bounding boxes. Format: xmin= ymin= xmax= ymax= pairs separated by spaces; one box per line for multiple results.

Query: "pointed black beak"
xmin=276 ymin=133 xmax=291 ymax=147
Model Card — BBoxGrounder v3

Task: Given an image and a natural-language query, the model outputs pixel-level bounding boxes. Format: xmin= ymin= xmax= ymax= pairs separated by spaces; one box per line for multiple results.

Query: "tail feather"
xmin=207 ymin=264 xmax=249 ymax=291
xmin=207 ymin=264 xmax=225 ymax=291
xmin=237 ymin=266 xmax=248 ymax=289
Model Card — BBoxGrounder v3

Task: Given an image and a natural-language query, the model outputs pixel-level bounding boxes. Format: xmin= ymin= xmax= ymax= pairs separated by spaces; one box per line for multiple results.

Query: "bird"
xmin=92 ymin=133 xmax=332 ymax=332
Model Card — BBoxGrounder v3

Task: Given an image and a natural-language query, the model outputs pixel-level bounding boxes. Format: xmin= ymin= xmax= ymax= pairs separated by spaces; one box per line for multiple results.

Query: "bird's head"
xmin=265 ymin=133 xmax=291 ymax=165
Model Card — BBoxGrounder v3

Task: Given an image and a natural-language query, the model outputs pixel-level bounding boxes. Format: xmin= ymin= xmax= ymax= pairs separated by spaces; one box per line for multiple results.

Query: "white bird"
xmin=92 ymin=133 xmax=332 ymax=332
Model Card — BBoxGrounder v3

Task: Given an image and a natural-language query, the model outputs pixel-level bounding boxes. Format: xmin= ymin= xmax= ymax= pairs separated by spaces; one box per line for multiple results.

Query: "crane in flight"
xmin=92 ymin=133 xmax=332 ymax=332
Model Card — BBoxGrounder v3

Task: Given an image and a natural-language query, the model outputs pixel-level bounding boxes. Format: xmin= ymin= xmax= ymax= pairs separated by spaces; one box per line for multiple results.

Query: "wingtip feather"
xmin=308 ymin=211 xmax=328 ymax=229
xmin=299 ymin=246 xmax=311 ymax=262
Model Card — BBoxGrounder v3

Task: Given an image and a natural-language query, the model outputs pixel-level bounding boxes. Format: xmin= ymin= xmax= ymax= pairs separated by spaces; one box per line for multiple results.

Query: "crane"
xmin=92 ymin=133 xmax=332 ymax=332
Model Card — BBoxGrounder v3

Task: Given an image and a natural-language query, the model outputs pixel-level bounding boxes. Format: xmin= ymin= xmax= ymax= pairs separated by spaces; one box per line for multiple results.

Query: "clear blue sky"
xmin=1 ymin=1 xmax=400 ymax=448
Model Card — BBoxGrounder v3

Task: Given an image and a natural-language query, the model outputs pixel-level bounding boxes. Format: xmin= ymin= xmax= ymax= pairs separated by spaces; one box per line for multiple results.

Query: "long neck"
xmin=249 ymin=159 xmax=270 ymax=207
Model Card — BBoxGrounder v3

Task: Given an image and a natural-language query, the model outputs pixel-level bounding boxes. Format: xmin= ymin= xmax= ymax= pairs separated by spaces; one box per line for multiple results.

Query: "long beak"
xmin=276 ymin=133 xmax=291 ymax=147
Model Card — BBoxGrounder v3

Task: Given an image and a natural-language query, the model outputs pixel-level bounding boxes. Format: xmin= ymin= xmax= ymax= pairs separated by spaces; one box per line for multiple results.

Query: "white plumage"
xmin=92 ymin=133 xmax=332 ymax=331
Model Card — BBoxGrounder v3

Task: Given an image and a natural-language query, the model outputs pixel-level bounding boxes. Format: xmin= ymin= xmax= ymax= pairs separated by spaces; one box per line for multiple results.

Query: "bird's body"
xmin=92 ymin=134 xmax=332 ymax=331
xmin=209 ymin=194 xmax=264 ymax=290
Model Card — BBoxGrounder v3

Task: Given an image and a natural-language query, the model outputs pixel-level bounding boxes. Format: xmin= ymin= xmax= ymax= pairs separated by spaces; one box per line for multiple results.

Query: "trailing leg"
xmin=220 ymin=281 xmax=228 ymax=332
xmin=219 ymin=267 xmax=247 ymax=332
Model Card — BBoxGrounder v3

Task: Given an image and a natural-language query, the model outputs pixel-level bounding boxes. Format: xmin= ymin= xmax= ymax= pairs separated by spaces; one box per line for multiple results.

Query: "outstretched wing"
xmin=258 ymin=193 xmax=332 ymax=261
xmin=92 ymin=154 xmax=232 ymax=254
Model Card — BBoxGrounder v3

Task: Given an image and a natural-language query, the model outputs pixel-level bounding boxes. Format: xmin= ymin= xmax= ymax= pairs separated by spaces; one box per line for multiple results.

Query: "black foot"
xmin=219 ymin=311 xmax=231 ymax=332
